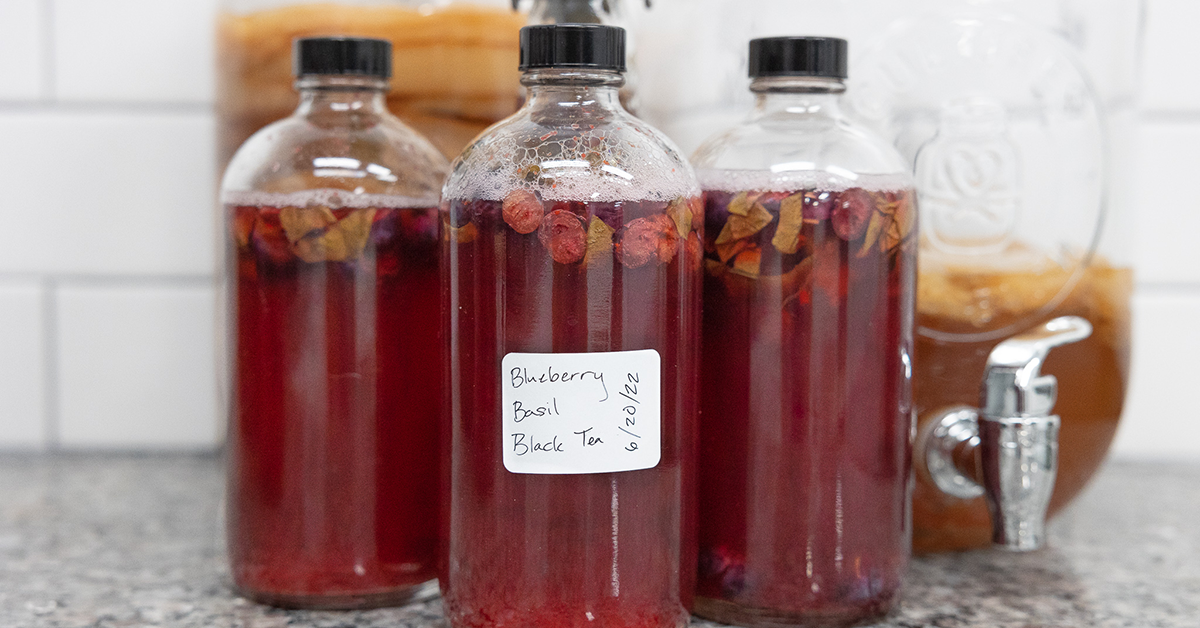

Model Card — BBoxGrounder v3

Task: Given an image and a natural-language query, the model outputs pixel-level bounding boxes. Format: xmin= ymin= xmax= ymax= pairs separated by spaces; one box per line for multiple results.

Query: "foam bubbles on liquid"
xmin=222 ymin=189 xmax=440 ymax=209
xmin=697 ymin=169 xmax=912 ymax=194
xmin=445 ymin=123 xmax=700 ymax=203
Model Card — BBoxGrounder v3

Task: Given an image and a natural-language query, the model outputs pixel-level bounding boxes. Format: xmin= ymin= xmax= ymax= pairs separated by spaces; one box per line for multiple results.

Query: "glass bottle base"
xmin=235 ymin=577 xmax=439 ymax=610
xmin=693 ymin=595 xmax=895 ymax=628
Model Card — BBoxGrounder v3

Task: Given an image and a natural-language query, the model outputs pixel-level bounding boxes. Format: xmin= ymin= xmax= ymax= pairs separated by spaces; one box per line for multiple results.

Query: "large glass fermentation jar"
xmin=442 ymin=25 xmax=701 ymax=628
xmin=690 ymin=37 xmax=915 ymax=626
xmin=221 ymin=38 xmax=450 ymax=608
xmin=216 ymin=0 xmax=525 ymax=165
xmin=850 ymin=5 xmax=1131 ymax=552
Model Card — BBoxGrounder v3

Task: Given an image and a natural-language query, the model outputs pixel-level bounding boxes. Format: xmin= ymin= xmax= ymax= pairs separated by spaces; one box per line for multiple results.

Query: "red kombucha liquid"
xmin=226 ymin=197 xmax=441 ymax=608
xmin=695 ymin=186 xmax=915 ymax=626
xmin=442 ymin=194 xmax=703 ymax=628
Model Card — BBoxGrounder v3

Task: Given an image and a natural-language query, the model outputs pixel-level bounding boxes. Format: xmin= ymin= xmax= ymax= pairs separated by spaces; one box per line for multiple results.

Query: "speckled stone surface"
xmin=0 ymin=455 xmax=1196 ymax=627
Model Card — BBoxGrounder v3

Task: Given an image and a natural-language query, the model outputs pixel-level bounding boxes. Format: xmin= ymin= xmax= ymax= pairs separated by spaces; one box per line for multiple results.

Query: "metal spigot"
xmin=919 ymin=316 xmax=1092 ymax=551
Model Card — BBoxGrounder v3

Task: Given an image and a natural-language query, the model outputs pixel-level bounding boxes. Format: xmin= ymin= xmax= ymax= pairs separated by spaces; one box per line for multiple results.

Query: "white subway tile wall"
xmin=0 ymin=113 xmax=216 ymax=276
xmin=0 ymin=280 xmax=46 ymax=447
xmin=55 ymin=0 xmax=216 ymax=103
xmin=0 ymin=0 xmax=1195 ymax=458
xmin=57 ymin=281 xmax=219 ymax=448
xmin=0 ymin=0 xmax=46 ymax=102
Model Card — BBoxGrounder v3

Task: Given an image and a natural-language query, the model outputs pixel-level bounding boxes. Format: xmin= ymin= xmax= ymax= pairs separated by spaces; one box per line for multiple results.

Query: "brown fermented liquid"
xmin=912 ymin=257 xmax=1132 ymax=553
xmin=216 ymin=3 xmax=525 ymax=167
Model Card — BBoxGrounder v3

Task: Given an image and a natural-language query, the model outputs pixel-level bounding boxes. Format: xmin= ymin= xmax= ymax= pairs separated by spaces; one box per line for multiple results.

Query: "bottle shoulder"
xmin=692 ymin=114 xmax=911 ymax=188
xmin=221 ymin=112 xmax=450 ymax=204
xmin=445 ymin=107 xmax=699 ymax=203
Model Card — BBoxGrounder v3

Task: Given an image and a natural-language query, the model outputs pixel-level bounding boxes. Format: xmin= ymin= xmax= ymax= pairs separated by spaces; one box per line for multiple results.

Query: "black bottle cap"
xmin=749 ymin=37 xmax=848 ymax=79
xmin=293 ymin=37 xmax=392 ymax=79
xmin=519 ymin=24 xmax=626 ymax=72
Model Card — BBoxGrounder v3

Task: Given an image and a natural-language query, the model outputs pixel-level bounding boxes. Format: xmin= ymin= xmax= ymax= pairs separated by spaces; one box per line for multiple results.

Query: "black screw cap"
xmin=293 ymin=37 xmax=392 ymax=79
xmin=749 ymin=36 xmax=848 ymax=79
xmin=519 ymin=24 xmax=626 ymax=72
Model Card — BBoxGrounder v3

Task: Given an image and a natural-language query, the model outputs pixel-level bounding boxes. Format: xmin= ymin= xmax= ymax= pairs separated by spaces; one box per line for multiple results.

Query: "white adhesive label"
xmin=501 ymin=349 xmax=662 ymax=475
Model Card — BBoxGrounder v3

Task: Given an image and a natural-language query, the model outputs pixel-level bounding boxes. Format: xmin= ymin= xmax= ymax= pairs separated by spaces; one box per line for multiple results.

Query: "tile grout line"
xmin=42 ymin=276 xmax=60 ymax=451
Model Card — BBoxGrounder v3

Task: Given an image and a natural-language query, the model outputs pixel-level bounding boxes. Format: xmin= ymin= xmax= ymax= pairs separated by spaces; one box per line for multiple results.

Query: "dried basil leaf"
xmin=667 ymin=197 xmax=692 ymax=237
xmin=584 ymin=217 xmax=615 ymax=265
xmin=772 ymin=193 xmax=805 ymax=255
xmin=279 ymin=206 xmax=337 ymax=244
xmin=726 ymin=202 xmax=773 ymax=242
xmin=288 ymin=207 xmax=377 ymax=263
xmin=727 ymin=191 xmax=757 ymax=217
xmin=858 ymin=210 xmax=891 ymax=258
xmin=881 ymin=193 xmax=916 ymax=252
xmin=716 ymin=235 xmax=753 ymax=264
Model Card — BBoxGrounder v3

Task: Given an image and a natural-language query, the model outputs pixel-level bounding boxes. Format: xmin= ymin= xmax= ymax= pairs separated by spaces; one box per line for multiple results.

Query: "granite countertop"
xmin=0 ymin=455 xmax=1196 ymax=628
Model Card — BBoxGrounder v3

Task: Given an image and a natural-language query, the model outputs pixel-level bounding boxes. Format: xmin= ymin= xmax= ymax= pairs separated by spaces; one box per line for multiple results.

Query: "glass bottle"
xmin=215 ymin=0 xmax=525 ymax=167
xmin=221 ymin=37 xmax=450 ymax=609
xmin=689 ymin=37 xmax=915 ymax=626
xmin=442 ymin=24 xmax=701 ymax=628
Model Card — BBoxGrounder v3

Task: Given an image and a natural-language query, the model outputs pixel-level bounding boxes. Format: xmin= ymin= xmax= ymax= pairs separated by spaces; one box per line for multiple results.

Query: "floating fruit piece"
xmin=616 ymin=216 xmax=662 ymax=268
xmin=667 ymin=197 xmax=693 ymax=237
xmin=397 ymin=209 xmax=439 ymax=244
xmin=687 ymin=232 xmax=703 ymax=267
xmin=832 ymin=188 xmax=872 ymax=240
xmin=449 ymin=199 xmax=477 ymax=228
xmin=232 ymin=207 xmax=257 ymax=248
xmin=730 ymin=247 xmax=762 ymax=278
xmin=584 ymin=217 xmax=615 ymax=266
xmin=538 ymin=209 xmax=587 ymax=264
xmin=688 ymin=197 xmax=704 ymax=231
xmin=772 ymin=193 xmax=806 ymax=255
xmin=251 ymin=213 xmax=292 ymax=265
xmin=592 ymin=201 xmax=625 ymax=231
xmin=804 ymin=190 xmax=836 ymax=221
xmin=453 ymin=222 xmax=478 ymax=244
xmin=650 ymin=214 xmax=681 ymax=263
xmin=503 ymin=189 xmax=544 ymax=234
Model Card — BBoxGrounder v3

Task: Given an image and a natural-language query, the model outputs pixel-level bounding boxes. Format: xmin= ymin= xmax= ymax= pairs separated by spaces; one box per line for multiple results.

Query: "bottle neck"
xmin=294 ymin=75 xmax=389 ymax=118
xmin=749 ymin=76 xmax=846 ymax=121
xmin=521 ymin=68 xmax=625 ymax=113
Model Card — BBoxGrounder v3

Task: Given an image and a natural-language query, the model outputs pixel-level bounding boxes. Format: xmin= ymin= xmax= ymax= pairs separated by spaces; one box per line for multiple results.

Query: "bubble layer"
xmin=222 ymin=189 xmax=440 ymax=209
xmin=698 ymin=169 xmax=912 ymax=194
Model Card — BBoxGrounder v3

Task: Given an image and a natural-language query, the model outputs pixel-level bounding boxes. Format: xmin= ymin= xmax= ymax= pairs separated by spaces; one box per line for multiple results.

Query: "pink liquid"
xmin=696 ymin=187 xmax=915 ymax=626
xmin=226 ymin=202 xmax=441 ymax=608
xmin=442 ymin=194 xmax=703 ymax=628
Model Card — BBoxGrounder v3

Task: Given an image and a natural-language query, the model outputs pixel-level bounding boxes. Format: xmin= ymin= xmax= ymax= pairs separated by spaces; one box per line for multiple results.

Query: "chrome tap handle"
xmin=922 ymin=316 xmax=1092 ymax=551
